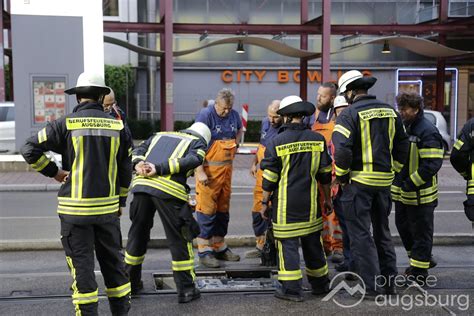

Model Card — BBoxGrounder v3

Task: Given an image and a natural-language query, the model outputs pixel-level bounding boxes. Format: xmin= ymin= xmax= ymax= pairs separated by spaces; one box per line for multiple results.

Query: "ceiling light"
xmin=199 ymin=31 xmax=208 ymax=42
xmin=382 ymin=40 xmax=391 ymax=54
xmin=236 ymin=41 xmax=245 ymax=54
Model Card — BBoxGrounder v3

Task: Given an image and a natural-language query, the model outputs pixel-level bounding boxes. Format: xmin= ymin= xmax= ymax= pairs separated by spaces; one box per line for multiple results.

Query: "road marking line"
xmin=439 ymin=191 xmax=464 ymax=194
xmin=0 ymin=216 xmax=57 ymax=219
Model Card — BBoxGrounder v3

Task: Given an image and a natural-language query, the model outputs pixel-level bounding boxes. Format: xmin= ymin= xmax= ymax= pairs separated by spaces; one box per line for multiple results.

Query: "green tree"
xmin=104 ymin=64 xmax=135 ymax=102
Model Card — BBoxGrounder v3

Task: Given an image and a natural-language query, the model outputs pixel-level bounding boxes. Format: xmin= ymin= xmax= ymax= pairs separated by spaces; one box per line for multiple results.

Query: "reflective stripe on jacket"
xmin=332 ymin=95 xmax=409 ymax=187
xmin=131 ymin=131 xmax=207 ymax=201
xmin=450 ymin=118 xmax=474 ymax=196
xmin=261 ymin=123 xmax=332 ymax=238
xmin=391 ymin=115 xmax=443 ymax=205
xmin=21 ymin=102 xmax=133 ymax=216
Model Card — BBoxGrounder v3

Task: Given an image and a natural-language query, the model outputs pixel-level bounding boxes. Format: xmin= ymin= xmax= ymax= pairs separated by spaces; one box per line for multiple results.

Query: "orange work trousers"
xmin=196 ymin=139 xmax=236 ymax=254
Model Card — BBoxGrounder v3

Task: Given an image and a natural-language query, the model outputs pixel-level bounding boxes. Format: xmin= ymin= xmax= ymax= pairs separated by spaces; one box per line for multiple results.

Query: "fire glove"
xmin=179 ymin=203 xmax=201 ymax=242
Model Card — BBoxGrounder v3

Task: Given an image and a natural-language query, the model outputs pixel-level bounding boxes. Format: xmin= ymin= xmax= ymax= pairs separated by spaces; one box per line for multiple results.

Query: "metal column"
xmin=300 ymin=0 xmax=308 ymax=100
xmin=159 ymin=0 xmax=174 ymax=131
xmin=436 ymin=0 xmax=448 ymax=113
xmin=321 ymin=0 xmax=331 ymax=84
xmin=147 ymin=0 xmax=157 ymax=120
xmin=0 ymin=0 xmax=6 ymax=102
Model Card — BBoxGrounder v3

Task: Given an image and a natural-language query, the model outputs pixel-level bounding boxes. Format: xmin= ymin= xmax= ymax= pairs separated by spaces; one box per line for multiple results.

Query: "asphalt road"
xmin=0 ymin=187 xmax=472 ymax=241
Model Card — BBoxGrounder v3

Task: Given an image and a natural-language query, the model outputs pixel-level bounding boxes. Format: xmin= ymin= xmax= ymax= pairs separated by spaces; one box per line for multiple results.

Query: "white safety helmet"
xmin=338 ymin=70 xmax=377 ymax=94
xmin=184 ymin=122 xmax=212 ymax=146
xmin=277 ymin=95 xmax=315 ymax=116
xmin=65 ymin=72 xmax=110 ymax=95
xmin=338 ymin=70 xmax=363 ymax=94
xmin=333 ymin=95 xmax=349 ymax=109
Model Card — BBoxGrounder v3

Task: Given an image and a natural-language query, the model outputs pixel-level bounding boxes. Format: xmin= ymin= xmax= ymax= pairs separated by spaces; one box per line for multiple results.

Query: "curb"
xmin=0 ymin=184 xmax=61 ymax=192
xmin=1 ymin=234 xmax=472 ymax=252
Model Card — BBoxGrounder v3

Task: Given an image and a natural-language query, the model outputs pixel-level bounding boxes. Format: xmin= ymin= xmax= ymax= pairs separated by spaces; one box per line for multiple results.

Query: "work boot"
xmin=125 ymin=264 xmax=143 ymax=295
xmin=131 ymin=281 xmax=144 ymax=295
xmin=335 ymin=262 xmax=349 ymax=272
xmin=309 ymin=275 xmax=330 ymax=296
xmin=244 ymin=248 xmax=262 ymax=259
xmin=274 ymin=287 xmax=304 ymax=302
xmin=345 ymin=273 xmax=359 ymax=281
xmin=215 ymin=248 xmax=240 ymax=261
xmin=199 ymin=253 xmax=220 ymax=268
xmin=311 ymin=283 xmax=330 ymax=296
xmin=429 ymin=256 xmax=437 ymax=269
xmin=404 ymin=267 xmax=429 ymax=286
xmin=331 ymin=250 xmax=344 ymax=264
xmin=178 ymin=287 xmax=201 ymax=304
xmin=384 ymin=283 xmax=397 ymax=296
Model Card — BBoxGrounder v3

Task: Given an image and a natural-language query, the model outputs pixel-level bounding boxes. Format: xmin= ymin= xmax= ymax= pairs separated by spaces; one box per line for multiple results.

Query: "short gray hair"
xmin=216 ymin=88 xmax=235 ymax=105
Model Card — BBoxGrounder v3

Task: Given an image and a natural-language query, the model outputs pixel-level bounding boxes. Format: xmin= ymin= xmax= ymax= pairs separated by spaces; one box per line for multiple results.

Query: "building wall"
xmin=136 ymin=67 xmax=400 ymax=120
xmin=11 ymin=15 xmax=84 ymax=150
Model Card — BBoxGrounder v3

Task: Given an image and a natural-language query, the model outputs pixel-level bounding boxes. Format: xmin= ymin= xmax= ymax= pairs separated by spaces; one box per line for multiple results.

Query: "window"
xmin=103 ymin=0 xmax=119 ymax=17
xmin=0 ymin=106 xmax=14 ymax=122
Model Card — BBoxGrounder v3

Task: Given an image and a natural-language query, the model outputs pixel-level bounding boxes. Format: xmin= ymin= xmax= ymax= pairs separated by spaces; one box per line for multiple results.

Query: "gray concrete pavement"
xmin=1 ymin=246 xmax=473 ymax=315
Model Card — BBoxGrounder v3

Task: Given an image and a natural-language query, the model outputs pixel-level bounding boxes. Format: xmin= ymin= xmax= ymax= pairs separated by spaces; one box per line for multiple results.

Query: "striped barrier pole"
xmin=241 ymin=103 xmax=249 ymax=144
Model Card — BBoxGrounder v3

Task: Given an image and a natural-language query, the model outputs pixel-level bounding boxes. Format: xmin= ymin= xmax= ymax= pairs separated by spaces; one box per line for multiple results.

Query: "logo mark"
xmin=322 ymin=272 xmax=366 ymax=308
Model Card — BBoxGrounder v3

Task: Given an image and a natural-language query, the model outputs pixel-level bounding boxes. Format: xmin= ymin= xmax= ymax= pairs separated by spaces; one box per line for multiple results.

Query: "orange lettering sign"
xmin=221 ymin=70 xmax=233 ymax=83
xmin=293 ymin=71 xmax=300 ymax=83
xmin=278 ymin=71 xmax=289 ymax=83
xmin=308 ymin=71 xmax=321 ymax=83
xmin=254 ymin=70 xmax=266 ymax=82
xmin=242 ymin=70 xmax=252 ymax=82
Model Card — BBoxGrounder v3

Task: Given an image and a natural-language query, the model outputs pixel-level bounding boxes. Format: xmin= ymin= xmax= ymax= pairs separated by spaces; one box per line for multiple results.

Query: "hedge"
xmin=127 ymin=119 xmax=263 ymax=142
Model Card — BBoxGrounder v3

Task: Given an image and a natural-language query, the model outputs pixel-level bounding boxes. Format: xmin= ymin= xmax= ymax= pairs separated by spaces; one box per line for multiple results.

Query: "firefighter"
xmin=330 ymin=96 xmax=355 ymax=273
xmin=332 ymin=70 xmax=409 ymax=295
xmin=246 ymin=100 xmax=282 ymax=259
xmin=124 ymin=122 xmax=210 ymax=303
xmin=312 ymin=82 xmax=344 ymax=263
xmin=450 ymin=120 xmax=474 ymax=223
xmin=260 ymin=95 xmax=333 ymax=302
xmin=194 ymin=88 xmax=243 ymax=268
xmin=391 ymin=92 xmax=443 ymax=284
xmin=103 ymin=88 xmax=133 ymax=148
xmin=21 ymin=72 xmax=133 ymax=316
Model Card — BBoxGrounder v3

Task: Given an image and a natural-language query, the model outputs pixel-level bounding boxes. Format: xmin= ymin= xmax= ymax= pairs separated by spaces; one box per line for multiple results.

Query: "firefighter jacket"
xmin=131 ymin=131 xmax=207 ymax=201
xmin=391 ymin=113 xmax=444 ymax=206
xmin=21 ymin=102 xmax=133 ymax=216
xmin=332 ymin=95 xmax=409 ymax=187
xmin=451 ymin=118 xmax=474 ymax=195
xmin=260 ymin=123 xmax=332 ymax=239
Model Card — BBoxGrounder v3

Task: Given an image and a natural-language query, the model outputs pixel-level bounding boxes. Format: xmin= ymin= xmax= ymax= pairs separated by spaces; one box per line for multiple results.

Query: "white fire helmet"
xmin=333 ymin=95 xmax=349 ymax=109
xmin=337 ymin=70 xmax=363 ymax=94
xmin=184 ymin=122 xmax=211 ymax=145
xmin=65 ymin=72 xmax=110 ymax=95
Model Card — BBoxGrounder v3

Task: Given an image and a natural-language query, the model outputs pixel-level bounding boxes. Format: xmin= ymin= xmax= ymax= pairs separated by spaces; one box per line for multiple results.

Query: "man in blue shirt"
xmin=194 ymin=88 xmax=243 ymax=268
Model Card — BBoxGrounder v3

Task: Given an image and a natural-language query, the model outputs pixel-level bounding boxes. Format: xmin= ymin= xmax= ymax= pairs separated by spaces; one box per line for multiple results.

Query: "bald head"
xmin=267 ymin=100 xmax=282 ymax=128
xmin=103 ymin=89 xmax=116 ymax=112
